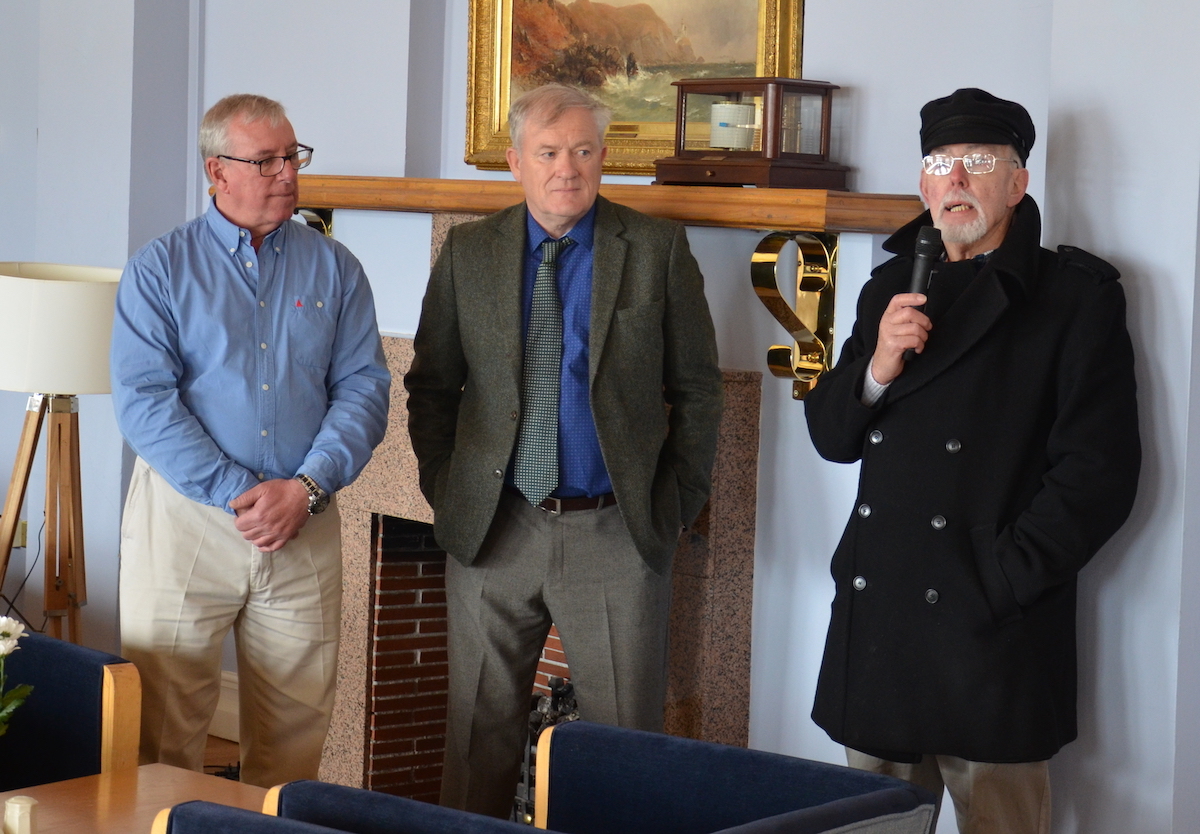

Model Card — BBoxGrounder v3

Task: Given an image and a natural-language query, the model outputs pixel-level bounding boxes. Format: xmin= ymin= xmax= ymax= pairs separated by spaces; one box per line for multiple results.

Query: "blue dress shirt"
xmin=111 ymin=200 xmax=391 ymax=512
xmin=516 ymin=206 xmax=612 ymax=498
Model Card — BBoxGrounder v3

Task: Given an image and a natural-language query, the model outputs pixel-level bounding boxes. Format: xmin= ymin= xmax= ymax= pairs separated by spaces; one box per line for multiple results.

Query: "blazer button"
xmin=931 ymin=515 xmax=947 ymax=530
xmin=493 ymin=469 xmax=503 ymax=478
xmin=946 ymin=439 xmax=962 ymax=453
xmin=858 ymin=503 xmax=872 ymax=518
xmin=925 ymin=588 xmax=940 ymax=604
xmin=510 ymin=410 xmax=518 ymax=420
xmin=853 ymin=576 xmax=867 ymax=591
xmin=869 ymin=430 xmax=884 ymax=445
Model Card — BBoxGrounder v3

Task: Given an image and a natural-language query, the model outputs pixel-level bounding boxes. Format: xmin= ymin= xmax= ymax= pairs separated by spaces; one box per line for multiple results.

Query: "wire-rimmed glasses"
xmin=922 ymin=152 xmax=1017 ymax=176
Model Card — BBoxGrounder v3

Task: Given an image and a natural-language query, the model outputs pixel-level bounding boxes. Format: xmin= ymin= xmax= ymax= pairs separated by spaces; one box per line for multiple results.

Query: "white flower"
xmin=0 ymin=616 xmax=26 ymax=657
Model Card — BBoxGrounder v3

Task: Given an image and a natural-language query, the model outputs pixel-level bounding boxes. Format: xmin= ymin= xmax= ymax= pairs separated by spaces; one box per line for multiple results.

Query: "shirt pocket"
xmin=287 ymin=295 xmax=337 ymax=371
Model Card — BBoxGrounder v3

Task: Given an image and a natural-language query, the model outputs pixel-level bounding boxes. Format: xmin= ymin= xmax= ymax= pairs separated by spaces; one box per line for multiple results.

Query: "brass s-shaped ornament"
xmin=751 ymin=231 xmax=838 ymax=400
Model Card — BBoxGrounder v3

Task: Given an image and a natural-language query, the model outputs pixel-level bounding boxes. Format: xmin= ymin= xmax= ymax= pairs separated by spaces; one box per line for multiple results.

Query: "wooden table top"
xmin=0 ymin=763 xmax=268 ymax=833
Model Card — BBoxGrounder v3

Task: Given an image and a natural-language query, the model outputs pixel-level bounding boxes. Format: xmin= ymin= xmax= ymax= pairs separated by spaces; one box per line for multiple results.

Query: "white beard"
xmin=933 ymin=192 xmax=990 ymax=246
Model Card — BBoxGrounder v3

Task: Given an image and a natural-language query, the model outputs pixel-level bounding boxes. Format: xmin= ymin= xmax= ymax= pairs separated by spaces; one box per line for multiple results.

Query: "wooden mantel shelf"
xmin=297 ymin=175 xmax=923 ymax=235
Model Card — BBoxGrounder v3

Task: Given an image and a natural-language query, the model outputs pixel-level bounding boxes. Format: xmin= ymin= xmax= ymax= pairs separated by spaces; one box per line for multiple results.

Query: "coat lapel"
xmin=588 ymin=197 xmax=628 ymax=382
xmin=884 ymin=196 xmax=1043 ymax=403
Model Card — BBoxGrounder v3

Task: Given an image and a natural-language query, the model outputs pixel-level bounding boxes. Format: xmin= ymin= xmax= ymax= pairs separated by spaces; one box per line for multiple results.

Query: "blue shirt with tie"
xmin=513 ymin=205 xmax=612 ymax=498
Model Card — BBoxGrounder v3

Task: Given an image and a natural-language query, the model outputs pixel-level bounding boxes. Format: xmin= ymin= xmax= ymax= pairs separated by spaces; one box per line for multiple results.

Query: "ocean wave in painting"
xmin=599 ymin=62 xmax=755 ymax=123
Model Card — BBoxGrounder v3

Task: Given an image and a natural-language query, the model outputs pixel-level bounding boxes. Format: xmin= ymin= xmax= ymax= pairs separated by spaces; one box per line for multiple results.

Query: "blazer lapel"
xmin=589 ymin=197 xmax=628 ymax=382
xmin=485 ymin=204 xmax=529 ymax=387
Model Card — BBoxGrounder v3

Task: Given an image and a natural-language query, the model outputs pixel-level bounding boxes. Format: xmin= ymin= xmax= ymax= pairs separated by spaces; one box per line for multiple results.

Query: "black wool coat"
xmin=803 ymin=196 xmax=1140 ymax=763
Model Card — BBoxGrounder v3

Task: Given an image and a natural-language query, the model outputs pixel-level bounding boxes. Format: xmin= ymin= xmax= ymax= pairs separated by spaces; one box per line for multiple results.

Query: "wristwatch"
xmin=294 ymin=474 xmax=330 ymax=515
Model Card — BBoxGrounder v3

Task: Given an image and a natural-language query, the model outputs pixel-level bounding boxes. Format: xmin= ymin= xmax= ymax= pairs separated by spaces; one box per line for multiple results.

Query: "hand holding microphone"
xmin=902 ymin=226 xmax=944 ymax=362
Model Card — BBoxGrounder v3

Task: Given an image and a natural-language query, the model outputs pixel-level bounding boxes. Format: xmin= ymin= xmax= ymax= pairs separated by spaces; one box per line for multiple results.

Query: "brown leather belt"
xmin=505 ymin=484 xmax=617 ymax=514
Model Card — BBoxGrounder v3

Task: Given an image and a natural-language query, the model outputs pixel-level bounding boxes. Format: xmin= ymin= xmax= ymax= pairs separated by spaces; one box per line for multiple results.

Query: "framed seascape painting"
xmin=466 ymin=0 xmax=803 ymax=175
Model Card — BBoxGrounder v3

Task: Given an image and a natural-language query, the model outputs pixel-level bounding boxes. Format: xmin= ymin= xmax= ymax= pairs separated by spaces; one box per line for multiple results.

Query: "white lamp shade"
xmin=0 ymin=262 xmax=121 ymax=395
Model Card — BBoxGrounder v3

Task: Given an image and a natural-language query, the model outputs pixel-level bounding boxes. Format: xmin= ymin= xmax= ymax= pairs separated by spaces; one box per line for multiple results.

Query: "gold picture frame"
xmin=466 ymin=0 xmax=803 ymax=175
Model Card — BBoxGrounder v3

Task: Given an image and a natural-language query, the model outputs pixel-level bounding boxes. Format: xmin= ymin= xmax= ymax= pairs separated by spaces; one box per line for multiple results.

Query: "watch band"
xmin=295 ymin=474 xmax=329 ymax=515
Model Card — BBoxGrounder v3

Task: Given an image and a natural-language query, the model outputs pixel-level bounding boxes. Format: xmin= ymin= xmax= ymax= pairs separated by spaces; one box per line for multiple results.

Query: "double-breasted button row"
xmin=865 ymin=432 xmax=960 ymax=452
xmin=850 ymin=576 xmax=940 ymax=604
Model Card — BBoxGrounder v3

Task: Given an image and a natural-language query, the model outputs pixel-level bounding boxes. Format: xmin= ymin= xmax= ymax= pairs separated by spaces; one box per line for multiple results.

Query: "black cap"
xmin=920 ymin=88 xmax=1035 ymax=164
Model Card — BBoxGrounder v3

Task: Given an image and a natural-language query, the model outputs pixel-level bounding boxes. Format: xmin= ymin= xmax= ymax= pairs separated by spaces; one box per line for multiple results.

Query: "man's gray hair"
xmin=508 ymin=84 xmax=611 ymax=151
xmin=199 ymin=93 xmax=288 ymax=160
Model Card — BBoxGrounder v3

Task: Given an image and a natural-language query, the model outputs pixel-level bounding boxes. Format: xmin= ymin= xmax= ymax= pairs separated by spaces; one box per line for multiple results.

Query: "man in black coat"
xmin=803 ymin=88 xmax=1140 ymax=834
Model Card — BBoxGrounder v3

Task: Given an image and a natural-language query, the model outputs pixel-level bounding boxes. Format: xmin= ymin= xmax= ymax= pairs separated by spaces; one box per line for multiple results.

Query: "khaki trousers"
xmin=441 ymin=488 xmax=673 ymax=819
xmin=119 ymin=458 xmax=342 ymax=787
xmin=847 ymin=748 xmax=1051 ymax=834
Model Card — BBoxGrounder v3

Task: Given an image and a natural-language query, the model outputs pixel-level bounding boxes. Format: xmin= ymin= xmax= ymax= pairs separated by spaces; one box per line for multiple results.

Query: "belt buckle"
xmin=540 ymin=496 xmax=563 ymax=515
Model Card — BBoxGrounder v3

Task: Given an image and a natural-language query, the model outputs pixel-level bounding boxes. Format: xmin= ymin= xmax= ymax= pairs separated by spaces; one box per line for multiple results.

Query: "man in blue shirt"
xmin=405 ymin=84 xmax=724 ymax=818
xmin=111 ymin=94 xmax=390 ymax=787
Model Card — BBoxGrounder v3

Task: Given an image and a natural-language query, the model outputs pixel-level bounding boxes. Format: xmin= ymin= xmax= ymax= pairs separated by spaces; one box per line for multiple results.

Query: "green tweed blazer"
xmin=404 ymin=196 xmax=724 ymax=574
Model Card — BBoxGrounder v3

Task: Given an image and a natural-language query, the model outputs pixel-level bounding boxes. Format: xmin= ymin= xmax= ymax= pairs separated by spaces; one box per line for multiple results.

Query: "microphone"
xmin=902 ymin=226 xmax=943 ymax=362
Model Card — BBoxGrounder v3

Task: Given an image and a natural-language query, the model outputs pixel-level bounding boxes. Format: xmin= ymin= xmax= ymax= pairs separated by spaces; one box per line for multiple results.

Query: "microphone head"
xmin=915 ymin=225 xmax=944 ymax=259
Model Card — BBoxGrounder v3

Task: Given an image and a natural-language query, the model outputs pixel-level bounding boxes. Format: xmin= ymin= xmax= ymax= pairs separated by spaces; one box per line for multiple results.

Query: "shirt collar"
xmin=525 ymin=203 xmax=596 ymax=255
xmin=204 ymin=198 xmax=289 ymax=253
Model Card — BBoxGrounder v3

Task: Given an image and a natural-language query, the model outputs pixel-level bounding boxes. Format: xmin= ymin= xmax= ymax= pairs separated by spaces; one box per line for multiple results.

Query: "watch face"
xmin=309 ymin=492 xmax=330 ymax=515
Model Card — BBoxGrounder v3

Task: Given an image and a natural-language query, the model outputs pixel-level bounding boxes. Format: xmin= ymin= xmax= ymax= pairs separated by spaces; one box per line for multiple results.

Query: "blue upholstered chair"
xmin=152 ymin=800 xmax=350 ymax=834
xmin=265 ymin=722 xmax=935 ymax=834
xmin=533 ymin=722 xmax=937 ymax=834
xmin=265 ymin=780 xmax=537 ymax=833
xmin=0 ymin=631 xmax=141 ymax=790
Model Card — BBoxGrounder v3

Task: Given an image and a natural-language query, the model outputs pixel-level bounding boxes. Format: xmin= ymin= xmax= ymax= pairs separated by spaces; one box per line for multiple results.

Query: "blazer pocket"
xmin=615 ymin=297 xmax=665 ymax=322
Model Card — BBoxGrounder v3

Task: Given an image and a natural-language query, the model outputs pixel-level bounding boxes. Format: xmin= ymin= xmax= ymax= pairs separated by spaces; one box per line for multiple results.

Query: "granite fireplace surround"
xmin=302 ymin=177 xmax=924 ymax=794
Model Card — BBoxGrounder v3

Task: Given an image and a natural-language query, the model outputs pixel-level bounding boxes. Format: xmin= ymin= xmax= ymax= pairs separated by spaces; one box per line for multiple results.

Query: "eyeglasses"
xmin=217 ymin=144 xmax=313 ymax=177
xmin=921 ymin=152 xmax=1018 ymax=176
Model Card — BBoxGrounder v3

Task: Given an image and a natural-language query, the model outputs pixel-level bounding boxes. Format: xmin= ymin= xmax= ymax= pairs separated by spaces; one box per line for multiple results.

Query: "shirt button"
xmin=316 ymin=301 xmax=324 ymax=308
xmin=260 ymin=301 xmax=266 ymax=307
xmin=245 ymin=261 xmax=253 ymax=268
xmin=857 ymin=503 xmax=872 ymax=518
xmin=274 ymin=246 xmax=281 ymax=253
xmin=925 ymin=588 xmax=940 ymax=604
xmin=869 ymin=430 xmax=884 ymax=445
xmin=261 ymin=430 xmax=268 ymax=437
xmin=946 ymin=439 xmax=962 ymax=453
xmin=240 ymin=230 xmax=245 ymax=237
xmin=853 ymin=576 xmax=867 ymax=591
xmin=262 ymin=384 xmax=270 ymax=391
xmin=229 ymin=247 xmax=236 ymax=254
xmin=260 ymin=343 xmax=267 ymax=350
xmin=257 ymin=472 xmax=265 ymax=480
xmin=931 ymin=515 xmax=947 ymax=530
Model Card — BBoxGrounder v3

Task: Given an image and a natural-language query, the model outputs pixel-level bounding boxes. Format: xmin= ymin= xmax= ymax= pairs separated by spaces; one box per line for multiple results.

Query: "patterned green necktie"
xmin=513 ymin=236 xmax=573 ymax=505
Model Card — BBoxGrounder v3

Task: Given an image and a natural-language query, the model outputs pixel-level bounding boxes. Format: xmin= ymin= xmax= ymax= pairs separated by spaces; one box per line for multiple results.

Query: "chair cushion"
xmin=277 ymin=780 xmax=535 ymax=834
xmin=168 ymin=801 xmax=346 ymax=834
xmin=0 ymin=632 xmax=126 ymax=790
xmin=541 ymin=722 xmax=936 ymax=834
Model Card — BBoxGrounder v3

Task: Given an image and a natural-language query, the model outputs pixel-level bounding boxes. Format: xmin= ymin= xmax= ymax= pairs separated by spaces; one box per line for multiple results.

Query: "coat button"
xmin=853 ymin=576 xmax=867 ymax=591
xmin=510 ymin=411 xmax=518 ymax=420
xmin=925 ymin=588 xmax=940 ymax=604
xmin=858 ymin=503 xmax=872 ymax=518
xmin=931 ymin=515 xmax=947 ymax=530
xmin=869 ymin=430 xmax=884 ymax=445
xmin=493 ymin=469 xmax=503 ymax=478
xmin=946 ymin=439 xmax=962 ymax=453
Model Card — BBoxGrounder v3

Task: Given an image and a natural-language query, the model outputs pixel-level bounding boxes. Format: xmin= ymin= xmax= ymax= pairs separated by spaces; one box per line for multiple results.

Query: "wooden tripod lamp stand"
xmin=0 ymin=263 xmax=121 ymax=643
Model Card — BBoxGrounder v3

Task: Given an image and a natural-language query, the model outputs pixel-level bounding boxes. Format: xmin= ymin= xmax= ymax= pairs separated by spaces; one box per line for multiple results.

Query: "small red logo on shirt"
xmin=295 ymin=299 xmax=303 ymax=308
